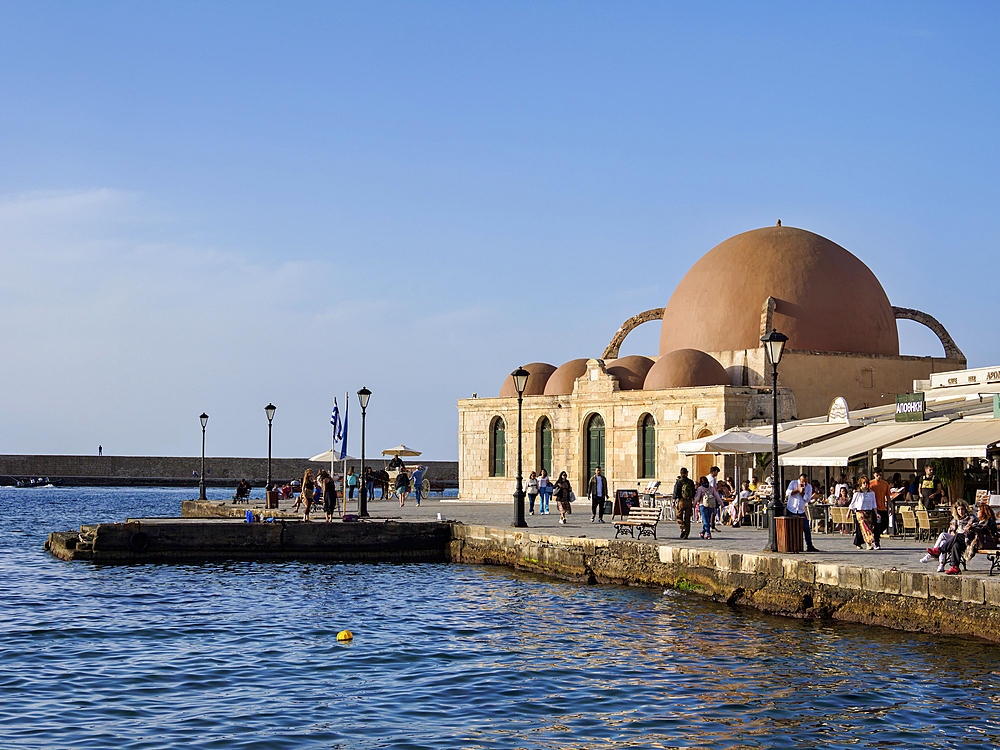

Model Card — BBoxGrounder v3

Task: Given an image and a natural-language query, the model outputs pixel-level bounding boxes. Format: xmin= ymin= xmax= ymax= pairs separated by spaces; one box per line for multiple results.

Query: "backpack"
xmin=681 ymin=478 xmax=694 ymax=501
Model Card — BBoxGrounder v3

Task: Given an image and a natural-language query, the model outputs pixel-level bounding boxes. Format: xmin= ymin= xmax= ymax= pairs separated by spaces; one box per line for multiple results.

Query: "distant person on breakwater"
xmin=317 ymin=469 xmax=339 ymax=522
xmin=346 ymin=468 xmax=359 ymax=501
xmin=396 ymin=467 xmax=410 ymax=507
xmin=98 ymin=445 xmax=102 ymax=456
xmin=410 ymin=465 xmax=426 ymax=506
xmin=296 ymin=469 xmax=316 ymax=521
xmin=553 ymin=471 xmax=573 ymax=524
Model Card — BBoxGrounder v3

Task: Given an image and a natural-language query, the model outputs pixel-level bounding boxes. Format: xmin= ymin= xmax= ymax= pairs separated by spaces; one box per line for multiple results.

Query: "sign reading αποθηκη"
xmin=895 ymin=393 xmax=926 ymax=422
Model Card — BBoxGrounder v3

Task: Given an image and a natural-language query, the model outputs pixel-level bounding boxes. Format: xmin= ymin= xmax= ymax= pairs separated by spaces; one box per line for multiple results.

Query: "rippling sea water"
xmin=2 ymin=486 xmax=1000 ymax=749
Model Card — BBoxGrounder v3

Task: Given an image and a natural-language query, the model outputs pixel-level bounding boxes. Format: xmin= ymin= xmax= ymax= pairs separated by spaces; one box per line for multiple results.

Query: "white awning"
xmin=778 ymin=421 xmax=945 ymax=467
xmin=752 ymin=421 xmax=856 ymax=445
xmin=881 ymin=418 xmax=1000 ymax=460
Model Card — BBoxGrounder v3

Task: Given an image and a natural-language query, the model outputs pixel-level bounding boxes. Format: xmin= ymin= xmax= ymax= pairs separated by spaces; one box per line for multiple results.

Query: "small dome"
xmin=659 ymin=225 xmax=899 ymax=357
xmin=499 ymin=362 xmax=557 ymax=397
xmin=644 ymin=349 xmax=730 ymax=390
xmin=543 ymin=359 xmax=590 ymax=396
xmin=606 ymin=355 xmax=654 ymax=391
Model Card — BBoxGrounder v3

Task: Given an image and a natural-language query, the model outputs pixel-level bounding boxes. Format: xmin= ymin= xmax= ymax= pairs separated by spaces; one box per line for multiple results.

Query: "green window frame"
xmin=585 ymin=413 xmax=605 ymax=478
xmin=640 ymin=414 xmax=655 ymax=478
xmin=491 ymin=418 xmax=506 ymax=477
xmin=539 ymin=417 xmax=552 ymax=476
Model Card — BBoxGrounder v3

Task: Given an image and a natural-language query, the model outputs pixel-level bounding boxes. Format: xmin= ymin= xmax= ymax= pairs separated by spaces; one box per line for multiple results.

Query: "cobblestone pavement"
xmin=253 ymin=493 xmax=996 ymax=578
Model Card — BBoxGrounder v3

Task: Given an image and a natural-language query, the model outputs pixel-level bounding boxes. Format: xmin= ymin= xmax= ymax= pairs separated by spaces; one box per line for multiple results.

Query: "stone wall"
xmin=449 ymin=525 xmax=1000 ymax=643
xmin=0 ymin=454 xmax=457 ymax=487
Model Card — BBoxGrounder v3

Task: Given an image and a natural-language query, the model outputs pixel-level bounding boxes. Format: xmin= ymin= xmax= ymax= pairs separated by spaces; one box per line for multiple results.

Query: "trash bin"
xmin=266 ymin=490 xmax=280 ymax=509
xmin=775 ymin=515 xmax=804 ymax=553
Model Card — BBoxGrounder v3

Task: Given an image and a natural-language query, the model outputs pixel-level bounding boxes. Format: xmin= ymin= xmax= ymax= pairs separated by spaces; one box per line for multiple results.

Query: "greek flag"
xmin=331 ymin=399 xmax=342 ymax=442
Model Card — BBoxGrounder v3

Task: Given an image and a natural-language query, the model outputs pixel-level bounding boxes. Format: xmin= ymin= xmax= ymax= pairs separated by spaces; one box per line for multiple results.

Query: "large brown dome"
xmin=499 ymin=362 xmax=557 ymax=397
xmin=644 ymin=349 xmax=730 ymax=390
xmin=543 ymin=359 xmax=590 ymax=396
xmin=659 ymin=226 xmax=899 ymax=357
xmin=606 ymin=356 xmax=654 ymax=391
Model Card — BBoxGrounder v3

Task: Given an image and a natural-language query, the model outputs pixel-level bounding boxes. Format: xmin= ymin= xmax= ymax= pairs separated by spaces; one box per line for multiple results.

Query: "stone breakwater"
xmin=0 ymin=454 xmax=458 ymax=487
xmin=45 ymin=499 xmax=1000 ymax=643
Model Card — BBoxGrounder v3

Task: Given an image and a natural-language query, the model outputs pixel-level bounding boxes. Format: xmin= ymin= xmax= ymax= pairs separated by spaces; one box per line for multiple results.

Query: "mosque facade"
xmin=457 ymin=224 xmax=966 ymax=503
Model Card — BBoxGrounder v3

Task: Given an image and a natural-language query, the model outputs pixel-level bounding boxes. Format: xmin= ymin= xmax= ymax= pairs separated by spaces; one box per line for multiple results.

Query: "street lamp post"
xmin=198 ymin=413 xmax=209 ymax=501
xmin=357 ymin=387 xmax=371 ymax=518
xmin=761 ymin=329 xmax=788 ymax=552
xmin=511 ymin=367 xmax=529 ymax=528
xmin=265 ymin=403 xmax=276 ymax=491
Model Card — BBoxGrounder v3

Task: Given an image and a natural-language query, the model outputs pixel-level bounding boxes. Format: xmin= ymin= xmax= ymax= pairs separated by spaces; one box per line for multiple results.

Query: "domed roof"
xmin=543 ymin=359 xmax=590 ymax=396
xmin=644 ymin=349 xmax=730 ymax=390
xmin=499 ymin=362 xmax=557 ymax=397
xmin=605 ymin=355 xmax=654 ymax=391
xmin=659 ymin=225 xmax=899 ymax=357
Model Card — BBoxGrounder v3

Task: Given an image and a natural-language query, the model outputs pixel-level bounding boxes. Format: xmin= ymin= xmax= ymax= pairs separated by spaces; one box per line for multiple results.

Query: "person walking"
xmin=526 ymin=471 xmax=540 ymax=515
xmin=870 ymin=469 xmax=891 ymax=536
xmin=785 ymin=473 xmax=820 ymax=553
xmin=849 ymin=476 xmax=879 ymax=550
xmin=395 ymin=467 xmax=410 ymax=507
xmin=695 ymin=476 xmax=721 ymax=539
xmin=411 ymin=465 xmax=426 ymax=506
xmin=363 ymin=467 xmax=374 ymax=504
xmin=588 ymin=466 xmax=609 ymax=523
xmin=538 ymin=469 xmax=552 ymax=514
xmin=553 ymin=471 xmax=573 ymax=524
xmin=673 ymin=468 xmax=696 ymax=539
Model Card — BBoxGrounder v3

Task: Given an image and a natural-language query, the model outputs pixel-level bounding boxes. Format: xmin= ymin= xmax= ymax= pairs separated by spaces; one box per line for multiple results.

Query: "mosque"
xmin=457 ymin=223 xmax=966 ymax=502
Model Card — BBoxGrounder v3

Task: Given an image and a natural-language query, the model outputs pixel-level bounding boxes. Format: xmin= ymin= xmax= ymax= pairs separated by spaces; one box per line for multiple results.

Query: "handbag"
xmin=569 ymin=491 xmax=575 ymax=503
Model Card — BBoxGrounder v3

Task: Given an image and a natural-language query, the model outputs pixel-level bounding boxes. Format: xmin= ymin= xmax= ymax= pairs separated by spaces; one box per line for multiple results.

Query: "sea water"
xmin=1 ymin=486 xmax=999 ymax=750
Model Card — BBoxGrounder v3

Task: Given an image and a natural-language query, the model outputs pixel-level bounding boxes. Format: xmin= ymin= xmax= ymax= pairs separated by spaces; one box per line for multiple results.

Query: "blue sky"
xmin=1 ymin=1 xmax=997 ymax=460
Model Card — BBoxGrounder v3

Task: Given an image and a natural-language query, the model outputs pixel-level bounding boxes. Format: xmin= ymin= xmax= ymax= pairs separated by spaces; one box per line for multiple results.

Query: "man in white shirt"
xmin=785 ymin=473 xmax=819 ymax=553
xmin=708 ymin=466 xmax=720 ymax=489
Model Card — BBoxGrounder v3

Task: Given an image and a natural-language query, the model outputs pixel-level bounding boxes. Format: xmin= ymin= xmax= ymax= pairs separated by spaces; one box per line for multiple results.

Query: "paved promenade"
xmin=251 ymin=494 xmax=995 ymax=579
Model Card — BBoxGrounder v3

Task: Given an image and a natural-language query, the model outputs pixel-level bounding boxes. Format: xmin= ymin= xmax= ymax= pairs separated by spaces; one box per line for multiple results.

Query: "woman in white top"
xmin=526 ymin=471 xmax=540 ymax=515
xmin=848 ymin=476 xmax=879 ymax=550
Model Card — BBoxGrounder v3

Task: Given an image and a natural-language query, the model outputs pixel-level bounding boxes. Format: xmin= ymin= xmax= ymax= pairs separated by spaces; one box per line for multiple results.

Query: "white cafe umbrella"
xmin=675 ymin=427 xmax=797 ymax=455
xmin=309 ymin=450 xmax=358 ymax=463
xmin=381 ymin=444 xmax=422 ymax=457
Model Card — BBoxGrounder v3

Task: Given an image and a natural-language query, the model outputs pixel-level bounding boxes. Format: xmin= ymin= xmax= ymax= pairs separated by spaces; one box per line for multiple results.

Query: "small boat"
xmin=15 ymin=477 xmax=64 ymax=488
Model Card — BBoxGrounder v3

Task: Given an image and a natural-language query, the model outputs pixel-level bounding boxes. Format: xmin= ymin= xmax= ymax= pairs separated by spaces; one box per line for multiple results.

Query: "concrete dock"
xmin=46 ymin=494 xmax=1000 ymax=643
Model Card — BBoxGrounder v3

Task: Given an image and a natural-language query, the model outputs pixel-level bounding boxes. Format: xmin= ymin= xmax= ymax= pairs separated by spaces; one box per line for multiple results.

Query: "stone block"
xmin=740 ymin=553 xmax=761 ymax=575
xmin=983 ymin=578 xmax=1000 ymax=607
xmin=929 ymin=574 xmax=963 ymax=602
xmin=962 ymin=577 xmax=985 ymax=605
xmin=881 ymin=568 xmax=901 ymax=595
xmin=900 ymin=571 xmax=929 ymax=599
xmin=782 ymin=558 xmax=815 ymax=583
xmin=657 ymin=545 xmax=679 ymax=564
xmin=814 ymin=563 xmax=839 ymax=586
xmin=838 ymin=565 xmax=863 ymax=590
xmin=862 ymin=568 xmax=883 ymax=592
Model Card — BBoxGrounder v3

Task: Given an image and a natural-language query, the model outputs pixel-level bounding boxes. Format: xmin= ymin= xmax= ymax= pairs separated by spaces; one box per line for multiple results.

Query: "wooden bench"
xmin=614 ymin=507 xmax=662 ymax=540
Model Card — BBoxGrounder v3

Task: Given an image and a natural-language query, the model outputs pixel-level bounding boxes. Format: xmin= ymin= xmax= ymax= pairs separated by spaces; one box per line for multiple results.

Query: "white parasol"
xmin=381 ymin=445 xmax=422 ymax=457
xmin=675 ymin=427 xmax=797 ymax=455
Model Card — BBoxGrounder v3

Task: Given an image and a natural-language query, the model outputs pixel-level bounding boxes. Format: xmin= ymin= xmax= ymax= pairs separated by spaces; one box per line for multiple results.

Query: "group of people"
xmin=291 ymin=468 xmax=340 ymax=522
xmin=521 ymin=467 xmax=612 ymax=525
xmin=672 ymin=466 xmax=749 ymax=540
xmin=922 ymin=500 xmax=998 ymax=574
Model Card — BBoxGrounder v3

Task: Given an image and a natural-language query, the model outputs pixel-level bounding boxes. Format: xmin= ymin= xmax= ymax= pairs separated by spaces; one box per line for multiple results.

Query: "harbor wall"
xmin=0 ymin=454 xmax=458 ymax=487
xmin=448 ymin=525 xmax=1000 ymax=643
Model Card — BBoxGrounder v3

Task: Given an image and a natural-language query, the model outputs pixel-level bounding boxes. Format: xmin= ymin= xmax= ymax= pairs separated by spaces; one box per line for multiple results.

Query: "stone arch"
xmin=602 ymin=308 xmax=666 ymax=360
xmin=892 ymin=307 xmax=965 ymax=362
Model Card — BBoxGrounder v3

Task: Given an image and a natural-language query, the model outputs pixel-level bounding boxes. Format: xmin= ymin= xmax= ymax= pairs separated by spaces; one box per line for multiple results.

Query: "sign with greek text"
xmin=895 ymin=393 xmax=925 ymax=422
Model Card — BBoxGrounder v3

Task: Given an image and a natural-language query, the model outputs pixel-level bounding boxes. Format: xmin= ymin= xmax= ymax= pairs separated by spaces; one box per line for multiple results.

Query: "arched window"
xmin=585 ymin=413 xmax=605 ymax=479
xmin=640 ymin=414 xmax=655 ymax=478
xmin=538 ymin=417 xmax=552 ymax=476
xmin=490 ymin=418 xmax=506 ymax=477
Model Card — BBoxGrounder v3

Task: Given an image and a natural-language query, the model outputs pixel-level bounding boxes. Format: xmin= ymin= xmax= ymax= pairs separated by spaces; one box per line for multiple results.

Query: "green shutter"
xmin=540 ymin=418 xmax=552 ymax=475
xmin=492 ymin=420 xmax=506 ymax=476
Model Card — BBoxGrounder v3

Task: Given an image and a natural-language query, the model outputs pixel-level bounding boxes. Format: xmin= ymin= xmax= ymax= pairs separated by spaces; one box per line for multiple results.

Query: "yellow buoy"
xmin=337 ymin=630 xmax=353 ymax=641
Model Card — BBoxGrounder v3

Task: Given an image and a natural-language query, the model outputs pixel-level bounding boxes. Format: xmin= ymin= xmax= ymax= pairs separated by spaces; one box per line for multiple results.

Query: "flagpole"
xmin=343 ymin=390 xmax=349 ymax=515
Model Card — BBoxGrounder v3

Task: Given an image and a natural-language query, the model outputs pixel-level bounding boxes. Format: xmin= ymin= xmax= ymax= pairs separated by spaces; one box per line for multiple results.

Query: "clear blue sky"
xmin=1 ymin=1 xmax=997 ymax=460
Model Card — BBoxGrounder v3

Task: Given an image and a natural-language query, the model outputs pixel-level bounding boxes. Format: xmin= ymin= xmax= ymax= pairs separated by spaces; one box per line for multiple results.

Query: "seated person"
xmin=965 ymin=503 xmax=998 ymax=562
xmin=921 ymin=500 xmax=973 ymax=570
xmin=386 ymin=455 xmax=404 ymax=471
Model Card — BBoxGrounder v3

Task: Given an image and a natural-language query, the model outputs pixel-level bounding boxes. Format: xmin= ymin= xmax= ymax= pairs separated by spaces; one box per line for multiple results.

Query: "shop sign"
xmin=895 ymin=393 xmax=926 ymax=422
